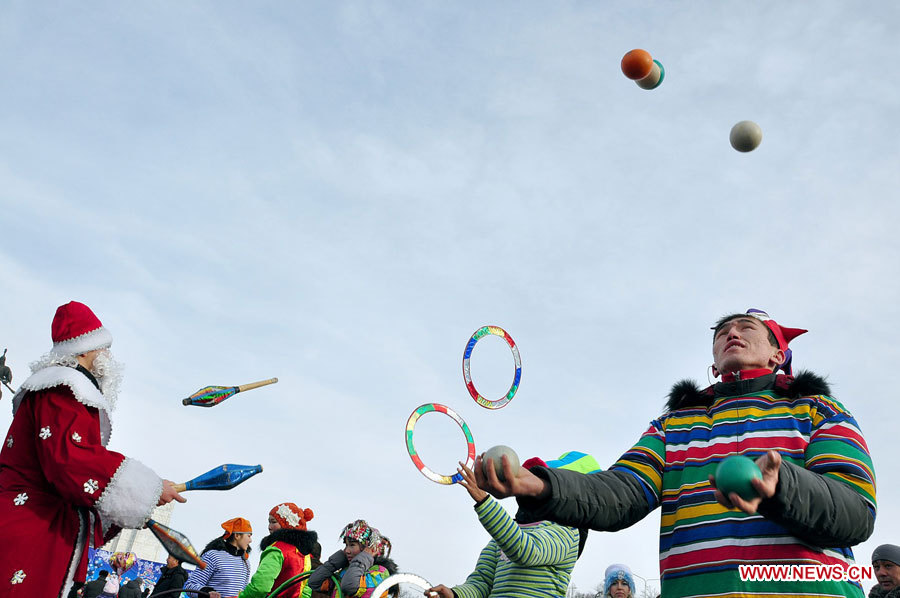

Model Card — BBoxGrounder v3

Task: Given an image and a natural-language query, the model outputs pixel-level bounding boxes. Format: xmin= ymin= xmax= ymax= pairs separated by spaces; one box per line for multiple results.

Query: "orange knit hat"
xmin=221 ymin=517 xmax=253 ymax=538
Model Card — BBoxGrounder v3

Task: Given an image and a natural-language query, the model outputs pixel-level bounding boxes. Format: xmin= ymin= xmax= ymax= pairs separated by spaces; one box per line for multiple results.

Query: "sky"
xmin=1 ymin=2 xmax=899 ymax=595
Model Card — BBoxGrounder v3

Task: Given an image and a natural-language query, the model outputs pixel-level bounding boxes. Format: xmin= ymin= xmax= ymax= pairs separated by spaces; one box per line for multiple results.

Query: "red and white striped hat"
xmin=50 ymin=301 xmax=113 ymax=356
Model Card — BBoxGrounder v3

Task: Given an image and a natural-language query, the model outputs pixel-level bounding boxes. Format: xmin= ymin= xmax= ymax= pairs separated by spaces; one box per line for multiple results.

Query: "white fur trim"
xmin=60 ymin=508 xmax=88 ymax=598
xmin=12 ymin=366 xmax=113 ymax=445
xmin=95 ymin=457 xmax=163 ymax=529
xmin=51 ymin=326 xmax=112 ymax=357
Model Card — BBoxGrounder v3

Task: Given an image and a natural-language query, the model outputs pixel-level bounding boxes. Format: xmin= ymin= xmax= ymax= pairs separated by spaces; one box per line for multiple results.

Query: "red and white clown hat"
xmin=50 ymin=301 xmax=113 ymax=357
xmin=745 ymin=308 xmax=807 ymax=375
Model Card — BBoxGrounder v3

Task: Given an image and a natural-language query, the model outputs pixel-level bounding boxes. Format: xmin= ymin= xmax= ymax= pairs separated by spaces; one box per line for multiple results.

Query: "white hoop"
xmin=370 ymin=573 xmax=434 ymax=597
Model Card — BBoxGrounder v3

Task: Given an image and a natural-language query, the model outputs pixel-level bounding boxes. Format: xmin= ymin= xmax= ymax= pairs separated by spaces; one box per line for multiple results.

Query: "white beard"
xmin=91 ymin=350 xmax=124 ymax=411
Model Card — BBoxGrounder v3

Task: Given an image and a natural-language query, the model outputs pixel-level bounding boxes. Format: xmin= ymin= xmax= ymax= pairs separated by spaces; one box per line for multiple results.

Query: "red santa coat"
xmin=0 ymin=366 xmax=162 ymax=597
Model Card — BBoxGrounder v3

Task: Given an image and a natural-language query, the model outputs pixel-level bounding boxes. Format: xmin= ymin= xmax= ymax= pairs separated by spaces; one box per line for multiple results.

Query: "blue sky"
xmin=2 ymin=2 xmax=899 ymax=594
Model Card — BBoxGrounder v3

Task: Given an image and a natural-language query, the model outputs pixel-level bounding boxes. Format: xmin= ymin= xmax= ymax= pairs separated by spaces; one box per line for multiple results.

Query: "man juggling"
xmin=0 ymin=302 xmax=185 ymax=597
xmin=477 ymin=309 xmax=876 ymax=598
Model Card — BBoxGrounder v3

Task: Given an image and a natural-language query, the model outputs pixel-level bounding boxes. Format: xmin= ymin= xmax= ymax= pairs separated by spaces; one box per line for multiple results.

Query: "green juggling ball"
xmin=715 ymin=455 xmax=762 ymax=500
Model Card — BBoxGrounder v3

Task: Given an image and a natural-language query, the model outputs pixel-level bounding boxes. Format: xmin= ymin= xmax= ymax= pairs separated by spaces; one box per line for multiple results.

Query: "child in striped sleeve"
xmin=184 ymin=517 xmax=253 ymax=598
xmin=426 ymin=457 xmax=583 ymax=598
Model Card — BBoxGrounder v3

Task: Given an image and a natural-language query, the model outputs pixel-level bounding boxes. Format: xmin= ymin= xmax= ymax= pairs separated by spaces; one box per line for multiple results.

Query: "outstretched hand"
xmin=709 ymin=450 xmax=781 ymax=514
xmin=159 ymin=480 xmax=187 ymax=506
xmin=425 ymin=585 xmax=452 ymax=598
xmin=457 ymin=461 xmax=488 ymax=503
xmin=472 ymin=453 xmax=548 ymax=500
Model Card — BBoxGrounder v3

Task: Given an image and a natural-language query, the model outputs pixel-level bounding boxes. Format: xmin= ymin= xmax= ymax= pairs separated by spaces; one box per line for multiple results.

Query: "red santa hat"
xmin=269 ymin=502 xmax=314 ymax=531
xmin=50 ymin=301 xmax=113 ymax=357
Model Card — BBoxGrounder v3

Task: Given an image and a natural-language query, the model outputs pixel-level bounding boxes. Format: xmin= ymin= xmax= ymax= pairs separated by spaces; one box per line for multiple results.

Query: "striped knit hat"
xmin=544 ymin=451 xmax=602 ymax=474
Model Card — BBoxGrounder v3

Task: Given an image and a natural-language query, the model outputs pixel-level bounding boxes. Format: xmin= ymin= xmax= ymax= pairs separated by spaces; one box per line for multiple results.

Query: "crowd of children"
xmin=172 ymin=509 xmax=396 ymax=598
xmin=75 ymin=451 xmax=593 ymax=598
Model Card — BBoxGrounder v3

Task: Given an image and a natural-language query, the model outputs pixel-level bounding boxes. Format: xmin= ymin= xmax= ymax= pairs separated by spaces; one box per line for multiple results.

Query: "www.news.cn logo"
xmin=739 ymin=564 xmax=874 ymax=582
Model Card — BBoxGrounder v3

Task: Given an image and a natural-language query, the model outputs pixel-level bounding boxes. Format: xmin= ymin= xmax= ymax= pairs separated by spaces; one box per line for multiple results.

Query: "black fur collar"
xmin=374 ymin=556 xmax=398 ymax=575
xmin=868 ymin=583 xmax=900 ymax=598
xmin=259 ymin=528 xmax=318 ymax=554
xmin=75 ymin=365 xmax=101 ymax=390
xmin=665 ymin=370 xmax=831 ymax=412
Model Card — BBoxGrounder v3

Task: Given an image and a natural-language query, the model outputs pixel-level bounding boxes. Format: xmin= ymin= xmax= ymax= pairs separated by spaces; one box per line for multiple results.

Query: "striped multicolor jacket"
xmin=522 ymin=371 xmax=876 ymax=598
xmin=453 ymin=495 xmax=579 ymax=598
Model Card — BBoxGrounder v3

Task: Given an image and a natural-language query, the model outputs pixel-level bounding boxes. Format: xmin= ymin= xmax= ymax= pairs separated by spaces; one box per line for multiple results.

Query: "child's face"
xmin=344 ymin=539 xmax=363 ymax=559
xmin=232 ymin=532 xmax=253 ymax=551
xmin=268 ymin=516 xmax=281 ymax=534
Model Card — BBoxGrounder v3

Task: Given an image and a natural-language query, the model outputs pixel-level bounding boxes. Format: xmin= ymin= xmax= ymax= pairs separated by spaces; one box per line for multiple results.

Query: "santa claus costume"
xmin=0 ymin=302 xmax=163 ymax=597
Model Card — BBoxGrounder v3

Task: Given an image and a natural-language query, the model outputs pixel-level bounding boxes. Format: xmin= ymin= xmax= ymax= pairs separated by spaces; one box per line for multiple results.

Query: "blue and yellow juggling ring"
xmin=462 ymin=326 xmax=521 ymax=410
xmin=406 ymin=403 xmax=475 ymax=485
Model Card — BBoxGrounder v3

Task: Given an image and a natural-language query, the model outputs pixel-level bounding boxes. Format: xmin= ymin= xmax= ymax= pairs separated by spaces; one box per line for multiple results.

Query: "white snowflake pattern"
xmin=10 ymin=570 xmax=25 ymax=584
xmin=276 ymin=503 xmax=301 ymax=528
xmin=39 ymin=426 xmax=51 ymax=440
xmin=5 ymin=436 xmax=12 ymax=448
xmin=83 ymin=479 xmax=99 ymax=494
xmin=13 ymin=493 xmax=28 ymax=506
xmin=71 ymin=432 xmax=82 ymax=443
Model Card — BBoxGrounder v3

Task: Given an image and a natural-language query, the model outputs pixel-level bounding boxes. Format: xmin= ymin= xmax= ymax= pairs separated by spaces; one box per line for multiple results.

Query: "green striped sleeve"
xmin=453 ymin=541 xmax=498 ymax=598
xmin=474 ymin=496 xmax=579 ymax=567
xmin=807 ymin=396 xmax=876 ymax=510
